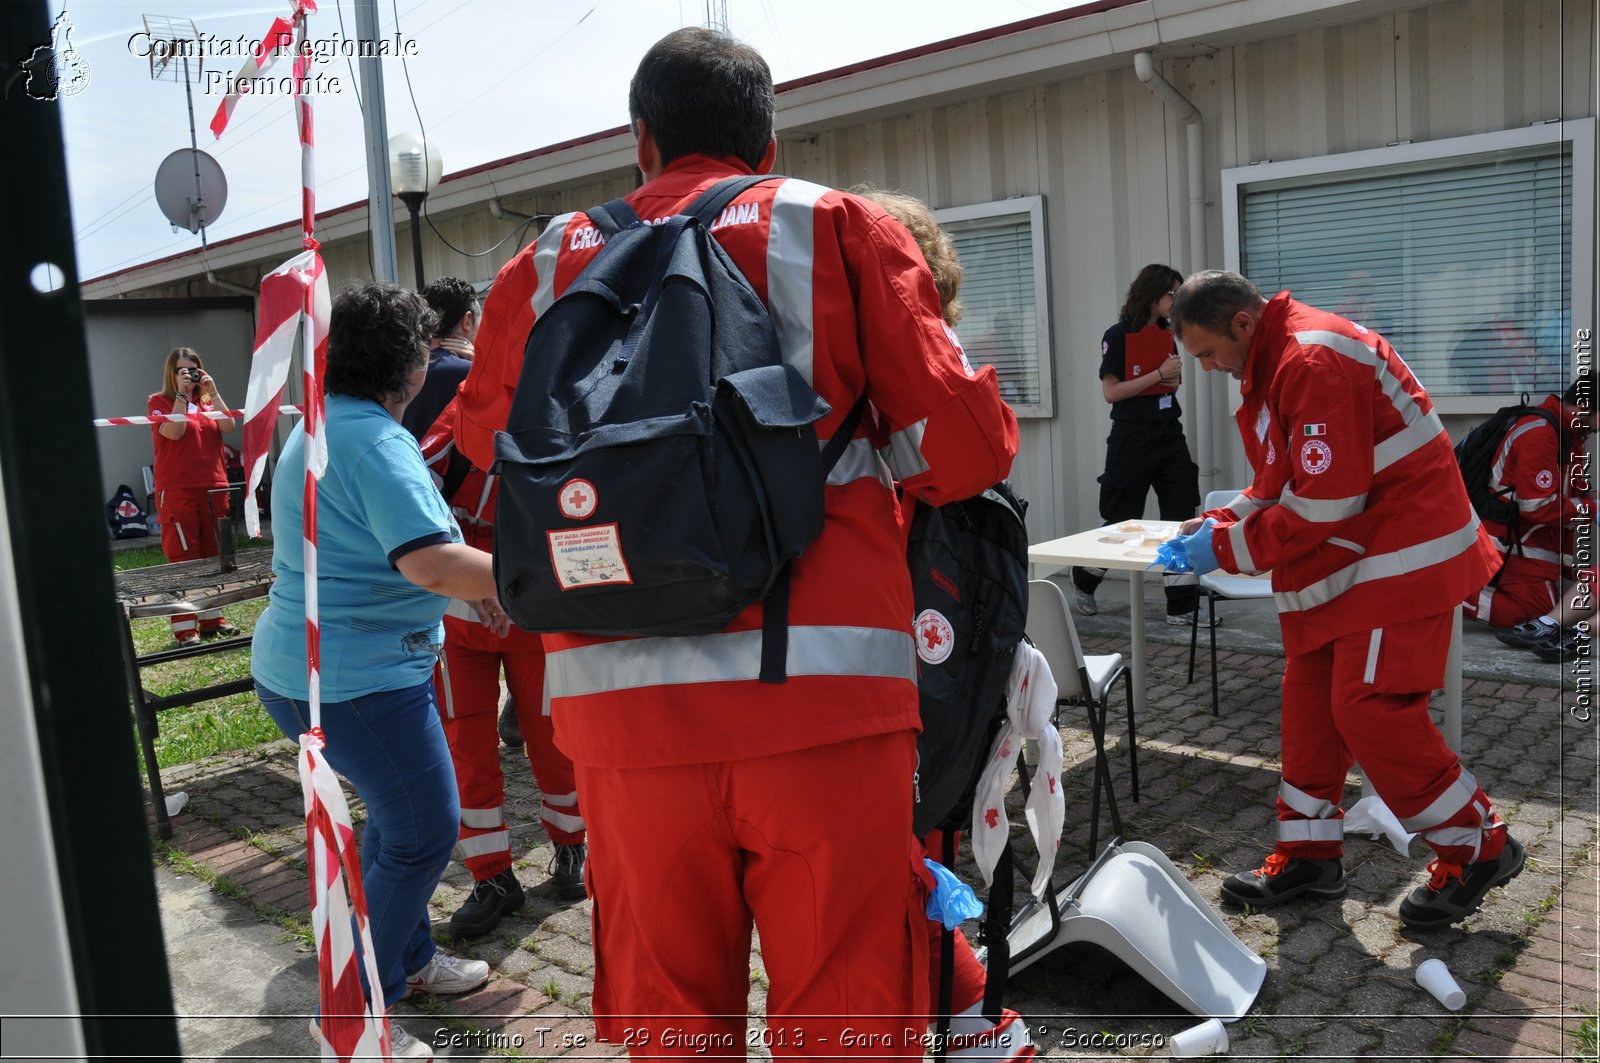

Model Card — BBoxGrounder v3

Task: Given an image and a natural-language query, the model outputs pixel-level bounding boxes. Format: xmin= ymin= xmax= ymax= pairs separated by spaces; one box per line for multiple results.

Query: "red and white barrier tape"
xmin=93 ymin=405 xmax=303 ymax=427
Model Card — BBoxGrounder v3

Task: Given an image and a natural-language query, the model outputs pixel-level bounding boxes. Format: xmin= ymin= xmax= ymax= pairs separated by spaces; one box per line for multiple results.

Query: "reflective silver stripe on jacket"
xmin=1273 ymin=517 xmax=1483 ymax=614
xmin=1327 ymin=537 xmax=1366 ymax=555
xmin=880 ymin=419 xmax=931 ymax=481
xmin=1400 ymin=769 xmax=1480 ymax=832
xmin=546 ymin=625 xmax=917 ymax=698
xmin=1294 ymin=329 xmax=1445 ymax=473
xmin=1277 ymin=818 xmax=1344 ymax=843
xmin=458 ymin=830 xmax=510 ymax=859
xmin=460 ymin=806 xmax=504 ymax=829
xmin=533 ymin=212 xmax=577 ymax=318
xmin=1279 ymin=779 xmax=1340 ymax=820
xmin=766 ymin=179 xmax=828 ymax=387
xmin=827 ymin=436 xmax=894 ymax=489
xmin=1490 ymin=418 xmax=1546 ymax=498
xmin=1373 ymin=409 xmax=1447 ymax=473
xmin=1225 ymin=492 xmax=1275 ymax=518
xmin=1229 ymin=515 xmax=1263 ymax=575
xmin=1281 ymin=486 xmax=1368 ymax=523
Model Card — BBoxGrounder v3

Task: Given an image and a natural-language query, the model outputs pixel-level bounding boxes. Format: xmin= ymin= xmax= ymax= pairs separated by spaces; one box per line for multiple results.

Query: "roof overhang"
xmin=83 ymin=0 xmax=1429 ymax=296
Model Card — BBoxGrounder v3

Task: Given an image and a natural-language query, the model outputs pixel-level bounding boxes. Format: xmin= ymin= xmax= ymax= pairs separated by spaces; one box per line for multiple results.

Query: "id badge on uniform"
xmin=1158 ymin=395 xmax=1173 ymax=410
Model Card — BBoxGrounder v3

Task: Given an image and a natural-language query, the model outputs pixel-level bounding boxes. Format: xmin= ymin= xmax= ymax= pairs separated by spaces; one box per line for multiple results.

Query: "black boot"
xmin=1399 ymin=836 xmax=1525 ymax=930
xmin=1220 ymin=852 xmax=1346 ymax=909
xmin=447 ymin=868 xmax=525 ymax=938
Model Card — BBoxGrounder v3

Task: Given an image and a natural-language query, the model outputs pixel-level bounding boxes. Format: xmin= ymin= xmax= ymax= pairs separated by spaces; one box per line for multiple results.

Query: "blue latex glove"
xmin=1154 ymin=536 xmax=1192 ymax=573
xmin=924 ymin=858 xmax=984 ymax=929
xmin=1182 ymin=517 xmax=1221 ymax=575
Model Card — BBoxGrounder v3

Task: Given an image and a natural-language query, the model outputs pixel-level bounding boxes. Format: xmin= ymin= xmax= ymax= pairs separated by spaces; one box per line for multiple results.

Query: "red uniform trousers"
xmin=1276 ymin=610 xmax=1506 ymax=867
xmin=1464 ymin=556 xmax=1560 ymax=628
xmin=577 ymin=730 xmax=931 ymax=1061
xmin=435 ymin=614 xmax=583 ymax=881
xmin=157 ymin=486 xmax=229 ymax=636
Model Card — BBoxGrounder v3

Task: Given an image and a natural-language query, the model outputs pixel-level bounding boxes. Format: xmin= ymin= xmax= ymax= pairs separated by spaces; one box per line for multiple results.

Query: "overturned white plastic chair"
xmin=999 ymin=838 xmax=1267 ymax=1022
xmin=1026 ymin=579 xmax=1134 ymax=855
xmin=1186 ymin=489 xmax=1276 ymax=715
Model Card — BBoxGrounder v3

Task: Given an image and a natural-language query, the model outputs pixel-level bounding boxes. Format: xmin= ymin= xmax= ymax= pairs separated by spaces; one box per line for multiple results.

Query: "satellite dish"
xmin=154 ymin=148 xmax=227 ymax=234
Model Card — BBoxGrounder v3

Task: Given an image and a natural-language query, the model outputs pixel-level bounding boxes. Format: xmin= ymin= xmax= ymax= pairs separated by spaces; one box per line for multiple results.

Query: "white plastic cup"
xmin=1169 ymin=1018 xmax=1228 ymax=1058
xmin=164 ymin=791 xmax=190 ymax=816
xmin=1416 ymin=958 xmax=1466 ymax=1011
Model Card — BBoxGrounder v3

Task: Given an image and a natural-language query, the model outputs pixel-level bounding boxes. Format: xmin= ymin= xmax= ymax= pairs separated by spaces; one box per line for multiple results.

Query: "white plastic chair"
xmin=1186 ymin=489 xmax=1276 ymax=715
xmin=1027 ymin=579 xmax=1134 ymax=854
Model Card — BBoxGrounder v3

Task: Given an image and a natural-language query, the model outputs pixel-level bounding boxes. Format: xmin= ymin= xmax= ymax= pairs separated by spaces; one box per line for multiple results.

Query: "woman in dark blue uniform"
xmin=1071 ymin=263 xmax=1207 ymax=625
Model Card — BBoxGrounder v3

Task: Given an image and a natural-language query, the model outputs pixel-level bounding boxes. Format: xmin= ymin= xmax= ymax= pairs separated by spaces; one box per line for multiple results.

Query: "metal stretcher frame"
xmin=114 ymin=542 xmax=274 ymax=838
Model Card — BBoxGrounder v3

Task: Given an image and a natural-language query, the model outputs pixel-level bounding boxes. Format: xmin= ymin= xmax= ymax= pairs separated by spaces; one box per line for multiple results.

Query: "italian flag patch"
xmin=1302 ymin=423 xmax=1327 ymax=437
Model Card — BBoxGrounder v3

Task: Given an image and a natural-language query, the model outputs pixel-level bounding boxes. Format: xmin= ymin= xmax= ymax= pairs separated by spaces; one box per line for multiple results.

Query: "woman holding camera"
xmin=148 ymin=347 xmax=238 ymax=646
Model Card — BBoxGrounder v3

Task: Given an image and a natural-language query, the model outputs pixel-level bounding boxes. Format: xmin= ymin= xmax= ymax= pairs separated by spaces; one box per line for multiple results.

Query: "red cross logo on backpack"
xmin=558 ymin=478 xmax=598 ymax=520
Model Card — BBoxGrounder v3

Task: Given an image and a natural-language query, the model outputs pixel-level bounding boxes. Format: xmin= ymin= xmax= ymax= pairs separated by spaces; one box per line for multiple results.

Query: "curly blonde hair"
xmin=854 ymin=186 xmax=963 ymax=327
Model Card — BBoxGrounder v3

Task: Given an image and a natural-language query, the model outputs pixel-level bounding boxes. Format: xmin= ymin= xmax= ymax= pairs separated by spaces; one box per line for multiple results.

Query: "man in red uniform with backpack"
xmin=457 ymin=27 xmax=1016 ymax=1057
xmin=1170 ymin=270 xmax=1522 ymax=931
xmin=1463 ymin=377 xmax=1595 ymax=646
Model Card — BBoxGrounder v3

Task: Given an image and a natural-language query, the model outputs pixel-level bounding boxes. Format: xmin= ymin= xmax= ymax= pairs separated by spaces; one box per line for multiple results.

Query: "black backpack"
xmin=908 ymin=482 xmax=1031 ymax=838
xmin=908 ymin=482 xmax=1030 ymax=1037
xmin=1453 ymin=395 xmax=1562 ymax=528
xmin=106 ymin=484 xmax=151 ymax=539
xmin=493 ymin=175 xmax=861 ymax=680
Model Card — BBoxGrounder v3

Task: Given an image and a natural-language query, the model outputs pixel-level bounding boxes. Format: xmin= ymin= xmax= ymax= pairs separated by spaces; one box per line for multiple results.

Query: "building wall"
xmin=91 ymin=0 xmax=1595 ymax=543
xmin=766 ymin=0 xmax=1594 ymax=539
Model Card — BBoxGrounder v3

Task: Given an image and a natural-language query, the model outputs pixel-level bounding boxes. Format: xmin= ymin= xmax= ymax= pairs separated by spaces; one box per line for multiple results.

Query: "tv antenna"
xmin=704 ymin=0 xmax=729 ymax=33
xmin=143 ymin=15 xmax=227 ymax=246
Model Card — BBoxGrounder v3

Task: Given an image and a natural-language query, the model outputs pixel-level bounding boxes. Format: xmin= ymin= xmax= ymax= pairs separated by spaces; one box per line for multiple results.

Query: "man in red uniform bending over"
xmin=1169 ymin=270 xmax=1523 ymax=931
xmin=455 ymin=27 xmax=1017 ymax=1056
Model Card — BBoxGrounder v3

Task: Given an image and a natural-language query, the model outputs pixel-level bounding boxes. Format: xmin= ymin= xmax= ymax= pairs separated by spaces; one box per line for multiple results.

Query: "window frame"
xmin=1223 ymin=119 xmax=1596 ymax=415
xmin=934 ymin=194 xmax=1054 ymax=419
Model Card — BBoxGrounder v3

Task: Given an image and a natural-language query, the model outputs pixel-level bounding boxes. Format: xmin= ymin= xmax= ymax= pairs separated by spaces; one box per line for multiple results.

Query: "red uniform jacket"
xmin=1481 ymin=393 xmax=1594 ymax=579
xmin=1204 ymin=292 xmax=1500 ymax=656
xmin=148 ymin=393 xmax=228 ymax=491
xmin=457 ymin=156 xmax=1019 ymax=768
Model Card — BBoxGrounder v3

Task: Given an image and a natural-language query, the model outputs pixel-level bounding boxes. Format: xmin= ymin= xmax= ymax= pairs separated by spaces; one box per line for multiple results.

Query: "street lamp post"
xmin=387 ymin=132 xmax=443 ymax=288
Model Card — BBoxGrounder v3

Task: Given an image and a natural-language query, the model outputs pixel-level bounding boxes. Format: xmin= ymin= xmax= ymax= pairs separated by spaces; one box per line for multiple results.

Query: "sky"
xmin=50 ymin=0 xmax=1080 ymax=282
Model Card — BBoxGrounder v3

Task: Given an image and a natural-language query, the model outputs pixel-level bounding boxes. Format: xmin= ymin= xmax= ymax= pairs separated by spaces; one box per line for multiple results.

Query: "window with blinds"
xmin=1241 ymin=146 xmax=1574 ymax=401
xmin=936 ymin=196 xmax=1053 ymax=417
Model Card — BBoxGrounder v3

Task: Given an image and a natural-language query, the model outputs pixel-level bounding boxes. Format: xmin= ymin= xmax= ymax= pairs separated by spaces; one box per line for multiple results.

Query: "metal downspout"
xmin=1134 ymin=50 xmax=1216 ymax=496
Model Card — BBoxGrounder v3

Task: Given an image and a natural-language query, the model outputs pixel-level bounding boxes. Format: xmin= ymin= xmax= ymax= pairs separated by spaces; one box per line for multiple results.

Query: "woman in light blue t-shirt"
xmin=252 ymin=282 xmax=507 ymax=1056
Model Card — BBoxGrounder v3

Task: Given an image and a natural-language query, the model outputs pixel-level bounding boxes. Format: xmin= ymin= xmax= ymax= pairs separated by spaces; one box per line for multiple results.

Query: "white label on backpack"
xmin=559 ymin=478 xmax=599 ymax=520
xmin=914 ymin=608 xmax=955 ymax=665
xmin=549 ymin=524 xmax=632 ymax=590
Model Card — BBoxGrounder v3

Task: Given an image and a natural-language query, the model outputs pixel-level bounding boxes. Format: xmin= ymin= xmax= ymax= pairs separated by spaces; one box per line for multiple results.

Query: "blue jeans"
xmin=256 ymin=677 xmax=459 ymax=1005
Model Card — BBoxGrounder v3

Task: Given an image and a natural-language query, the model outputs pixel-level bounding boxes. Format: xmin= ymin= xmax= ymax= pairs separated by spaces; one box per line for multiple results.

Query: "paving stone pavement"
xmin=153 ymin=630 xmax=1598 ymax=1061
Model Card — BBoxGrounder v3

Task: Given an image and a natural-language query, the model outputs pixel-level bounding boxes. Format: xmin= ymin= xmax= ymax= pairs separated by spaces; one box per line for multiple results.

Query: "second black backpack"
xmin=1453 ymin=395 xmax=1561 ymax=527
xmin=494 ymin=176 xmax=856 ymax=669
xmin=908 ymin=482 xmax=1031 ymax=838
xmin=106 ymin=483 xmax=152 ymax=540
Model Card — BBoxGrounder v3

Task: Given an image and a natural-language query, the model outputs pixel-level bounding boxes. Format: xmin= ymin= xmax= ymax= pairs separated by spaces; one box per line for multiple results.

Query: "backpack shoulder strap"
xmin=587 ymin=197 xmax=641 ymax=239
xmin=684 ymin=174 xmax=784 ymax=227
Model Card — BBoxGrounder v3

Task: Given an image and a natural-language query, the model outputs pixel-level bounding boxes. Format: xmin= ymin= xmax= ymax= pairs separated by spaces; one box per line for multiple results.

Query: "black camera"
xmin=183 ymin=368 xmax=202 ymax=382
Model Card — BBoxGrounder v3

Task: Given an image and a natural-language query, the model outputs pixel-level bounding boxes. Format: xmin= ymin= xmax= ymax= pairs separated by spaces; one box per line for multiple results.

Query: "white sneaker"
xmin=1072 ymin=588 xmax=1097 ymax=615
xmin=405 ymin=949 xmax=490 ymax=997
xmin=310 ymin=1016 xmax=435 ymax=1060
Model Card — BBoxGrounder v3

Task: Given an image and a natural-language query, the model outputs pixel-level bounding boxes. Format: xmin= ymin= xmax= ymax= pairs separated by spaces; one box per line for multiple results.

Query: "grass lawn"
xmin=121 ymin=536 xmax=285 ymax=770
